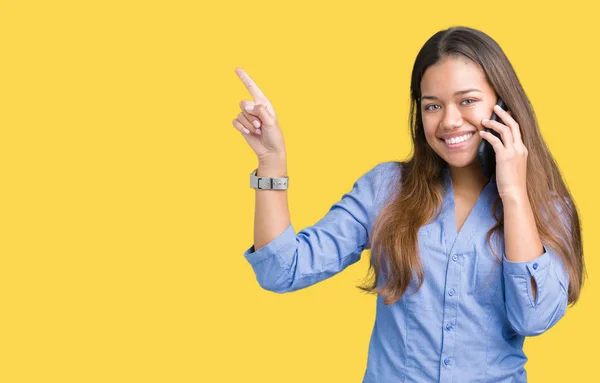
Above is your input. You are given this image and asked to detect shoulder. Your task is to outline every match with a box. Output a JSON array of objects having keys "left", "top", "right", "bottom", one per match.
[
  {"left": 369, "top": 161, "right": 404, "bottom": 205},
  {"left": 351, "top": 161, "right": 403, "bottom": 200},
  {"left": 373, "top": 161, "right": 403, "bottom": 181}
]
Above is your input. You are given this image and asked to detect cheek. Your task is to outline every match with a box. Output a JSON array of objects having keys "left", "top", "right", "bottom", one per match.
[
  {"left": 421, "top": 113, "right": 444, "bottom": 135},
  {"left": 466, "top": 105, "right": 491, "bottom": 125},
  {"left": 421, "top": 118, "right": 440, "bottom": 137},
  {"left": 422, "top": 127, "right": 439, "bottom": 146},
  {"left": 421, "top": 117, "right": 435, "bottom": 135}
]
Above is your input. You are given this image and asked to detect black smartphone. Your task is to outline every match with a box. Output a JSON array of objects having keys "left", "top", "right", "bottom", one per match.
[{"left": 477, "top": 98, "right": 509, "bottom": 180}]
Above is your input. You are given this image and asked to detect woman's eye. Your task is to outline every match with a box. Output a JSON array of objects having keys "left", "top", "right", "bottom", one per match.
[{"left": 424, "top": 99, "right": 476, "bottom": 111}]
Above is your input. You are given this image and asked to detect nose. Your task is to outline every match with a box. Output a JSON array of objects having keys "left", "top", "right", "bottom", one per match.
[{"left": 440, "top": 104, "right": 463, "bottom": 130}]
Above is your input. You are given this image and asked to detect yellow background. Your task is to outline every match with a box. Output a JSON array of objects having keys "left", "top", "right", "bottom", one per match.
[{"left": 1, "top": 0, "right": 598, "bottom": 381}]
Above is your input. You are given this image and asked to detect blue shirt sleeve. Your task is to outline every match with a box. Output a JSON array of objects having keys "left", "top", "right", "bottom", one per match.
[
  {"left": 503, "top": 198, "right": 572, "bottom": 336},
  {"left": 243, "top": 163, "right": 384, "bottom": 293}
]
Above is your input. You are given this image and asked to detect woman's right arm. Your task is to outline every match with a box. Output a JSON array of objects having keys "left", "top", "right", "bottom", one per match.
[
  {"left": 232, "top": 67, "right": 387, "bottom": 293},
  {"left": 232, "top": 66, "right": 293, "bottom": 258},
  {"left": 253, "top": 154, "right": 290, "bottom": 252},
  {"left": 243, "top": 163, "right": 384, "bottom": 293}
]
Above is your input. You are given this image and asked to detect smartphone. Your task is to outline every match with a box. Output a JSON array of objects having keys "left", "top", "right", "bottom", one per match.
[{"left": 477, "top": 98, "right": 509, "bottom": 180}]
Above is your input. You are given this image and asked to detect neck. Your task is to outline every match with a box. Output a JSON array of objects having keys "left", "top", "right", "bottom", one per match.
[{"left": 448, "top": 161, "right": 489, "bottom": 195}]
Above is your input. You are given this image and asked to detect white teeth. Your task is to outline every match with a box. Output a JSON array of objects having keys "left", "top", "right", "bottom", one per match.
[{"left": 444, "top": 133, "right": 473, "bottom": 145}]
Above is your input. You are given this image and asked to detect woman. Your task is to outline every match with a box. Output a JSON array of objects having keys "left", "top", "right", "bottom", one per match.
[{"left": 233, "top": 26, "right": 585, "bottom": 382}]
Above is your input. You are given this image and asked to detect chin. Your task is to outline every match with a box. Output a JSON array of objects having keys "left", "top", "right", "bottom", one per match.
[
  {"left": 435, "top": 148, "right": 478, "bottom": 169},
  {"left": 428, "top": 136, "right": 481, "bottom": 169},
  {"left": 446, "top": 157, "right": 478, "bottom": 168}
]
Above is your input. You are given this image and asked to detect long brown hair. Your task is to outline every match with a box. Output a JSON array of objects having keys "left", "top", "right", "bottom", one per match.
[{"left": 358, "top": 26, "right": 585, "bottom": 306}]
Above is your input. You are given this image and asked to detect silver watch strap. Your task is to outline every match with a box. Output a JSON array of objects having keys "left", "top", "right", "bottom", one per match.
[{"left": 250, "top": 168, "right": 289, "bottom": 190}]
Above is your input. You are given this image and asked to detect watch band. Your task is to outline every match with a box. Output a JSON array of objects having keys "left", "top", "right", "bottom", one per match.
[{"left": 250, "top": 168, "right": 289, "bottom": 190}]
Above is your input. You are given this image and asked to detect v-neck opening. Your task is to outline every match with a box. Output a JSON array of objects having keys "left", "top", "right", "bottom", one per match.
[
  {"left": 450, "top": 183, "right": 486, "bottom": 238},
  {"left": 441, "top": 165, "right": 497, "bottom": 255}
]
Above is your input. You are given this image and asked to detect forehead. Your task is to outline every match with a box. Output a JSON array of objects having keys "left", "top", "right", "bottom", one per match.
[{"left": 420, "top": 56, "right": 492, "bottom": 95}]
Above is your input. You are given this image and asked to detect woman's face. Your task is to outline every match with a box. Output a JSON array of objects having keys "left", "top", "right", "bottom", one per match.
[{"left": 420, "top": 55, "right": 498, "bottom": 169}]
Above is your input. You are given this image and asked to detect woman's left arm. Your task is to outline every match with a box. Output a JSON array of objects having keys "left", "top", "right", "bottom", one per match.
[
  {"left": 480, "top": 105, "right": 570, "bottom": 337},
  {"left": 502, "top": 195, "right": 569, "bottom": 336}
]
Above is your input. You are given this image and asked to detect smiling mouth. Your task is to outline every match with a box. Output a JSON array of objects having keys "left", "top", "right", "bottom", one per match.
[{"left": 438, "top": 132, "right": 476, "bottom": 148}]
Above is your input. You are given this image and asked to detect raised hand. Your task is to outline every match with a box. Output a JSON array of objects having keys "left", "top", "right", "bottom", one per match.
[{"left": 233, "top": 68, "right": 286, "bottom": 162}]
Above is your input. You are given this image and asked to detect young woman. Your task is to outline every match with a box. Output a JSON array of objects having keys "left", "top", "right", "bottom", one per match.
[{"left": 233, "top": 26, "right": 585, "bottom": 383}]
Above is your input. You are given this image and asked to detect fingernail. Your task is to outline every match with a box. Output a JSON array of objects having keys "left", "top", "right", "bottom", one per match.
[
  {"left": 482, "top": 119, "right": 489, "bottom": 123},
  {"left": 245, "top": 105, "right": 254, "bottom": 111},
  {"left": 255, "top": 129, "right": 262, "bottom": 135},
  {"left": 253, "top": 120, "right": 260, "bottom": 128},
  {"left": 242, "top": 128, "right": 250, "bottom": 134}
]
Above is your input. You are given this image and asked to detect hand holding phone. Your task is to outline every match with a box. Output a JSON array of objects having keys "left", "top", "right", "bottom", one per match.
[{"left": 477, "top": 98, "right": 509, "bottom": 180}]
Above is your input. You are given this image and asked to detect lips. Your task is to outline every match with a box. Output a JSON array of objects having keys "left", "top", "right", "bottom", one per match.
[
  {"left": 440, "top": 131, "right": 476, "bottom": 149},
  {"left": 438, "top": 131, "right": 476, "bottom": 141}
]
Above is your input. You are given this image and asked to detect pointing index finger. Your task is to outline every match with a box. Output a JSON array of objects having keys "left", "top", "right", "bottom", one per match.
[{"left": 235, "top": 67, "right": 267, "bottom": 102}]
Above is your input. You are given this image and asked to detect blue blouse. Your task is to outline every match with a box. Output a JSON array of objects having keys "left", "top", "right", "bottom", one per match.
[{"left": 243, "top": 161, "right": 570, "bottom": 382}]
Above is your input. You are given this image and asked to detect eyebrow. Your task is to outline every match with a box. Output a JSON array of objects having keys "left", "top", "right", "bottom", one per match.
[{"left": 421, "top": 88, "right": 482, "bottom": 101}]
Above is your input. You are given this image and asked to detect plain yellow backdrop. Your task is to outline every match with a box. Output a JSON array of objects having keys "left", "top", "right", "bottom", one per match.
[{"left": 1, "top": 0, "right": 598, "bottom": 382}]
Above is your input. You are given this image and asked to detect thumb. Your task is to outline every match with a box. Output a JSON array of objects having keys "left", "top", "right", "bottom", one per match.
[{"left": 254, "top": 104, "right": 277, "bottom": 129}]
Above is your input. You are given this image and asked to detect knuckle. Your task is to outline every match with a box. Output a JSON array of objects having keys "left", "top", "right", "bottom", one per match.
[{"left": 240, "top": 100, "right": 254, "bottom": 110}]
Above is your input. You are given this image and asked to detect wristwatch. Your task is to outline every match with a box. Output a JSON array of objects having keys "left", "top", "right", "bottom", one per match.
[{"left": 250, "top": 168, "right": 289, "bottom": 190}]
